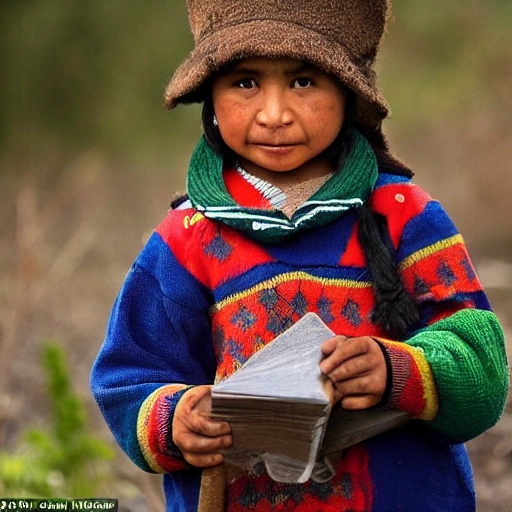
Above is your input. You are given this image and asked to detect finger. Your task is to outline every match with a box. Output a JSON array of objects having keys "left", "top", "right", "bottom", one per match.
[
  {"left": 174, "top": 430, "right": 233, "bottom": 454},
  {"left": 185, "top": 415, "right": 232, "bottom": 438},
  {"left": 183, "top": 451, "right": 225, "bottom": 468},
  {"left": 180, "top": 385, "right": 212, "bottom": 413},
  {"left": 320, "top": 338, "right": 368, "bottom": 375},
  {"left": 341, "top": 394, "right": 381, "bottom": 410},
  {"left": 327, "top": 355, "right": 373, "bottom": 383},
  {"left": 335, "top": 373, "right": 387, "bottom": 399},
  {"left": 177, "top": 386, "right": 232, "bottom": 437},
  {"left": 320, "top": 335, "right": 348, "bottom": 356},
  {"left": 336, "top": 374, "right": 373, "bottom": 395}
]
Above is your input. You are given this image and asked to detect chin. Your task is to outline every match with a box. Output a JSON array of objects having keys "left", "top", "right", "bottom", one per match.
[
  {"left": 265, "top": 165, "right": 298, "bottom": 173},
  {"left": 257, "top": 156, "right": 307, "bottom": 173}
]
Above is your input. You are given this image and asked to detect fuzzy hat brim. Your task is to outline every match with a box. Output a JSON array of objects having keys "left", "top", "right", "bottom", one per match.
[{"left": 164, "top": 19, "right": 389, "bottom": 130}]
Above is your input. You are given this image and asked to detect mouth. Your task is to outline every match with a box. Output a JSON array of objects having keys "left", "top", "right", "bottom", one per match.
[
  {"left": 252, "top": 141, "right": 296, "bottom": 147},
  {"left": 251, "top": 142, "right": 299, "bottom": 152}
]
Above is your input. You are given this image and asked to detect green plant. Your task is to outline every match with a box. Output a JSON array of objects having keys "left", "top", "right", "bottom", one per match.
[{"left": 0, "top": 341, "right": 114, "bottom": 497}]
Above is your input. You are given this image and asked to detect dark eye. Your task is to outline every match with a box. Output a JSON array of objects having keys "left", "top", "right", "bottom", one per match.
[
  {"left": 293, "top": 77, "right": 312, "bottom": 89},
  {"left": 238, "top": 78, "right": 257, "bottom": 89}
]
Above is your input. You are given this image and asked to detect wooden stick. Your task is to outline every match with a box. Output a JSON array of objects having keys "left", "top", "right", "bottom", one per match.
[{"left": 197, "top": 464, "right": 227, "bottom": 512}]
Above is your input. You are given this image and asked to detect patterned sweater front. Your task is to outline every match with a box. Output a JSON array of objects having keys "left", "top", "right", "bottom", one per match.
[{"left": 91, "top": 138, "right": 508, "bottom": 512}]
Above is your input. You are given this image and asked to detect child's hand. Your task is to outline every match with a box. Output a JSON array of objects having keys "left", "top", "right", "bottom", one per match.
[
  {"left": 172, "top": 385, "right": 232, "bottom": 468},
  {"left": 320, "top": 336, "right": 387, "bottom": 409}
]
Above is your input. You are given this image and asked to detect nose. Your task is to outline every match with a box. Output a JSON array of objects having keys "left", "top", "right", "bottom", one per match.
[{"left": 255, "top": 87, "right": 293, "bottom": 129}]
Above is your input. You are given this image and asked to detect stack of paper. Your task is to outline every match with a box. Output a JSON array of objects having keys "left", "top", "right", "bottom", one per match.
[
  {"left": 212, "top": 313, "right": 333, "bottom": 483},
  {"left": 211, "top": 313, "right": 409, "bottom": 483}
]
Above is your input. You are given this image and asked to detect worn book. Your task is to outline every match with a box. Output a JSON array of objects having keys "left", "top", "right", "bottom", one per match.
[{"left": 211, "top": 313, "right": 409, "bottom": 483}]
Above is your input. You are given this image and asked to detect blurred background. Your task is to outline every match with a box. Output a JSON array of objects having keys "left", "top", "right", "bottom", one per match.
[{"left": 0, "top": 0, "right": 511, "bottom": 510}]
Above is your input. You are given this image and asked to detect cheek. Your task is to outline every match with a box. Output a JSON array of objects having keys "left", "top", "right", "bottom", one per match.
[
  {"left": 309, "top": 100, "right": 345, "bottom": 139},
  {"left": 216, "top": 102, "right": 249, "bottom": 145},
  {"left": 218, "top": 124, "right": 242, "bottom": 151},
  {"left": 309, "top": 91, "right": 344, "bottom": 118},
  {"left": 324, "top": 97, "right": 345, "bottom": 124}
]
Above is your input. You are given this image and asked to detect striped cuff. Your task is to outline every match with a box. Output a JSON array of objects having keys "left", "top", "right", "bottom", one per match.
[
  {"left": 137, "top": 384, "right": 194, "bottom": 473},
  {"left": 375, "top": 338, "right": 439, "bottom": 420}
]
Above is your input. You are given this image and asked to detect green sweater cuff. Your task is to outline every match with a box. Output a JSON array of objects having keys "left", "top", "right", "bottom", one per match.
[{"left": 407, "top": 308, "right": 509, "bottom": 442}]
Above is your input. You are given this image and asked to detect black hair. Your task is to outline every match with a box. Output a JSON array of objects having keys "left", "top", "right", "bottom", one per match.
[
  {"left": 202, "top": 91, "right": 235, "bottom": 160},
  {"left": 356, "top": 200, "right": 420, "bottom": 339},
  {"left": 199, "top": 91, "right": 419, "bottom": 340}
]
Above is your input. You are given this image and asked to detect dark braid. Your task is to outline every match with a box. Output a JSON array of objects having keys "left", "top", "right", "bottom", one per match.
[
  {"left": 357, "top": 203, "right": 420, "bottom": 339},
  {"left": 354, "top": 125, "right": 420, "bottom": 339}
]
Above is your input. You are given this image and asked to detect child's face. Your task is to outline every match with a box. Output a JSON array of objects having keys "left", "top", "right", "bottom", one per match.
[{"left": 211, "top": 58, "right": 347, "bottom": 177}]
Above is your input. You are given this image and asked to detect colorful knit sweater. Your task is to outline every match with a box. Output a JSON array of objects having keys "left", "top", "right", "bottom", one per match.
[{"left": 91, "top": 133, "right": 508, "bottom": 512}]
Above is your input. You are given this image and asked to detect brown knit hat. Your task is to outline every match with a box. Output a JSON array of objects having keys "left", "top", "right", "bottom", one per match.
[{"left": 165, "top": 0, "right": 391, "bottom": 131}]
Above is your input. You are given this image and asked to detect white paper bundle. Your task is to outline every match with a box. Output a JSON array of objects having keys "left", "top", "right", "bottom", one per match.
[{"left": 211, "top": 313, "right": 334, "bottom": 483}]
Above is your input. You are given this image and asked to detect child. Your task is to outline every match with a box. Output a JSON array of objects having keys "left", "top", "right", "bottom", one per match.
[{"left": 91, "top": 1, "right": 509, "bottom": 511}]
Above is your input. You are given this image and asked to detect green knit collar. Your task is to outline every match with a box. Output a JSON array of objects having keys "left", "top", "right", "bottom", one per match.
[{"left": 186, "top": 129, "right": 378, "bottom": 243}]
